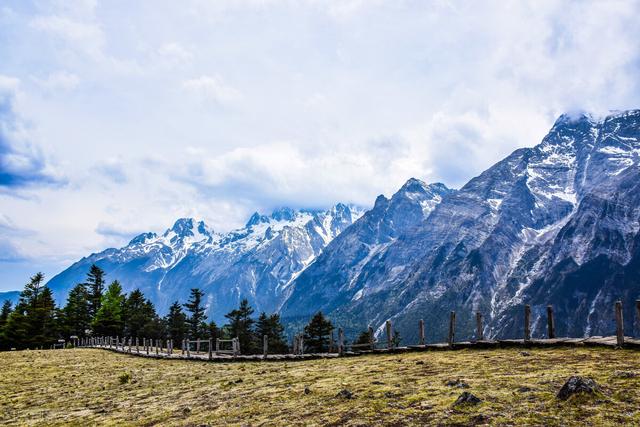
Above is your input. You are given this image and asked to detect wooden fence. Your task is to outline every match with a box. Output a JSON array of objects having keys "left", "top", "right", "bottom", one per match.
[{"left": 67, "top": 300, "right": 640, "bottom": 359}]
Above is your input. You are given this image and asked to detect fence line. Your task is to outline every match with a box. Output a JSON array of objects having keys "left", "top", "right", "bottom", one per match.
[{"left": 59, "top": 300, "right": 640, "bottom": 360}]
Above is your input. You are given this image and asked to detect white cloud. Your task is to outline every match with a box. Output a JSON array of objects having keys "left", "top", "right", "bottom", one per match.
[
  {"left": 1, "top": 0, "right": 640, "bottom": 289},
  {"left": 182, "top": 75, "right": 242, "bottom": 105},
  {"left": 32, "top": 71, "right": 80, "bottom": 91}
]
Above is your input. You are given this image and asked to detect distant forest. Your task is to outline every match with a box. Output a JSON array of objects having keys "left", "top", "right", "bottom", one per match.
[{"left": 0, "top": 265, "right": 356, "bottom": 354}]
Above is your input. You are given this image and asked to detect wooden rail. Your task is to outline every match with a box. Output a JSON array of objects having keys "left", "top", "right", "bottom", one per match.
[{"left": 67, "top": 300, "right": 640, "bottom": 362}]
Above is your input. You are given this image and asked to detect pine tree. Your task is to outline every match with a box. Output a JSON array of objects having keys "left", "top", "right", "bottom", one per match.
[
  {"left": 165, "top": 301, "right": 187, "bottom": 347},
  {"left": 224, "top": 298, "right": 256, "bottom": 354},
  {"left": 84, "top": 264, "right": 105, "bottom": 318},
  {"left": 0, "top": 300, "right": 12, "bottom": 329},
  {"left": 303, "top": 312, "right": 334, "bottom": 353},
  {"left": 123, "top": 289, "right": 157, "bottom": 338},
  {"left": 92, "top": 280, "right": 125, "bottom": 337},
  {"left": 354, "top": 328, "right": 373, "bottom": 346},
  {"left": 0, "top": 300, "right": 13, "bottom": 350},
  {"left": 62, "top": 284, "right": 92, "bottom": 338},
  {"left": 3, "top": 273, "right": 59, "bottom": 349},
  {"left": 184, "top": 288, "right": 207, "bottom": 339},
  {"left": 207, "top": 321, "right": 219, "bottom": 340},
  {"left": 255, "top": 312, "right": 288, "bottom": 354}
]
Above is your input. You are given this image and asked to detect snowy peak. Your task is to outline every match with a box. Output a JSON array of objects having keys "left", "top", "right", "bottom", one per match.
[{"left": 165, "top": 218, "right": 213, "bottom": 239}]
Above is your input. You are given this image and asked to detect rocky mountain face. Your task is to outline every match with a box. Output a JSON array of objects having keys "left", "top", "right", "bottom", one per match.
[
  {"left": 46, "top": 205, "right": 364, "bottom": 323},
  {"left": 281, "top": 110, "right": 640, "bottom": 341}
]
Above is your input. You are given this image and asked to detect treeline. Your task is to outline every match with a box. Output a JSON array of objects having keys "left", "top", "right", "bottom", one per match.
[
  {"left": 0, "top": 265, "right": 289, "bottom": 353},
  {"left": 0, "top": 265, "right": 360, "bottom": 354}
]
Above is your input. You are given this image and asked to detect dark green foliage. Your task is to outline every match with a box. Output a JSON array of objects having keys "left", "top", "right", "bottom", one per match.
[
  {"left": 255, "top": 312, "right": 288, "bottom": 354},
  {"left": 62, "top": 284, "right": 92, "bottom": 338},
  {"left": 0, "top": 300, "right": 12, "bottom": 330},
  {"left": 224, "top": 298, "right": 256, "bottom": 354},
  {"left": 3, "top": 273, "right": 59, "bottom": 349},
  {"left": 123, "top": 289, "right": 159, "bottom": 338},
  {"left": 353, "top": 329, "right": 373, "bottom": 346},
  {"left": 303, "top": 312, "right": 334, "bottom": 353},
  {"left": 165, "top": 301, "right": 187, "bottom": 347},
  {"left": 184, "top": 288, "right": 207, "bottom": 339},
  {"left": 84, "top": 264, "right": 105, "bottom": 318},
  {"left": 92, "top": 280, "right": 125, "bottom": 337},
  {"left": 207, "top": 321, "right": 219, "bottom": 340}
]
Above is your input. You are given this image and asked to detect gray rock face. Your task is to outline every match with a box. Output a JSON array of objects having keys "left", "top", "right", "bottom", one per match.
[
  {"left": 282, "top": 110, "right": 640, "bottom": 341},
  {"left": 46, "top": 205, "right": 364, "bottom": 322}
]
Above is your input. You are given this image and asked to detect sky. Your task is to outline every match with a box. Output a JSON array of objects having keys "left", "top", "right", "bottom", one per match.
[{"left": 1, "top": 0, "right": 640, "bottom": 291}]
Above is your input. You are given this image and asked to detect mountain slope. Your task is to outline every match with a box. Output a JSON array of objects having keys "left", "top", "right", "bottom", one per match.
[
  {"left": 47, "top": 205, "right": 363, "bottom": 322},
  {"left": 282, "top": 110, "right": 640, "bottom": 341}
]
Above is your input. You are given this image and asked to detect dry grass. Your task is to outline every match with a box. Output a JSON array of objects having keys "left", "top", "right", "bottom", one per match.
[{"left": 1, "top": 347, "right": 639, "bottom": 426}]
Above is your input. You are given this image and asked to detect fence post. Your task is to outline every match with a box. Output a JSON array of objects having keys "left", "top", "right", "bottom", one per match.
[
  {"left": 216, "top": 338, "right": 220, "bottom": 355},
  {"left": 329, "top": 332, "right": 335, "bottom": 353},
  {"left": 386, "top": 320, "right": 393, "bottom": 350},
  {"left": 263, "top": 335, "right": 268, "bottom": 358},
  {"left": 196, "top": 339, "right": 200, "bottom": 354},
  {"left": 207, "top": 338, "right": 212, "bottom": 360},
  {"left": 419, "top": 319, "right": 425, "bottom": 346},
  {"left": 616, "top": 301, "right": 624, "bottom": 347},
  {"left": 186, "top": 339, "right": 191, "bottom": 358},
  {"left": 146, "top": 338, "right": 150, "bottom": 355},
  {"left": 368, "top": 326, "right": 375, "bottom": 350},
  {"left": 234, "top": 337, "right": 240, "bottom": 357},
  {"left": 448, "top": 311, "right": 456, "bottom": 347},
  {"left": 135, "top": 337, "right": 139, "bottom": 353},
  {"left": 524, "top": 304, "right": 531, "bottom": 342},
  {"left": 547, "top": 305, "right": 555, "bottom": 339},
  {"left": 338, "top": 328, "right": 344, "bottom": 355},
  {"left": 299, "top": 335, "right": 304, "bottom": 355},
  {"left": 476, "top": 312, "right": 483, "bottom": 341}
]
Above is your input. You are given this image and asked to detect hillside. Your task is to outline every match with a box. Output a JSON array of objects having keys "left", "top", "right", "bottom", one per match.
[{"left": 1, "top": 347, "right": 639, "bottom": 425}]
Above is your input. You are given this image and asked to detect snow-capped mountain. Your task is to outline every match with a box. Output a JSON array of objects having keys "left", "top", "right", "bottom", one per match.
[
  {"left": 46, "top": 205, "right": 364, "bottom": 322},
  {"left": 281, "top": 110, "right": 640, "bottom": 341}
]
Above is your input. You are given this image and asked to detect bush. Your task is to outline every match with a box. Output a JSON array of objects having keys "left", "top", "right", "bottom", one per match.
[{"left": 118, "top": 372, "right": 132, "bottom": 384}]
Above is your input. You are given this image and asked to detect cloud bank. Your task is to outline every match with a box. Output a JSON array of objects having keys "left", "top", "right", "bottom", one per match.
[{"left": 0, "top": 0, "right": 639, "bottom": 290}]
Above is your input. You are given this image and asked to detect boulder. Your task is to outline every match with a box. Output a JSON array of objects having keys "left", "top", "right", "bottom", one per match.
[
  {"left": 556, "top": 376, "right": 600, "bottom": 400},
  {"left": 453, "top": 392, "right": 482, "bottom": 407}
]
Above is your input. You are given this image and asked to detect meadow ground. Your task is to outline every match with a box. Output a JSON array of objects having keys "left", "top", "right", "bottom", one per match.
[{"left": 1, "top": 347, "right": 639, "bottom": 426}]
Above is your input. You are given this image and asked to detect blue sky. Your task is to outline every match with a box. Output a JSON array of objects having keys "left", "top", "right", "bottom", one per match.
[{"left": 1, "top": 0, "right": 640, "bottom": 291}]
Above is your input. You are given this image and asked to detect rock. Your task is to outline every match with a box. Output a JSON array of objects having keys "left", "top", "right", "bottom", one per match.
[
  {"left": 371, "top": 381, "right": 384, "bottom": 385},
  {"left": 453, "top": 392, "right": 482, "bottom": 407},
  {"left": 304, "top": 386, "right": 311, "bottom": 395},
  {"left": 445, "top": 379, "right": 470, "bottom": 389},
  {"left": 520, "top": 351, "right": 531, "bottom": 356},
  {"left": 383, "top": 391, "right": 397, "bottom": 398},
  {"left": 613, "top": 371, "right": 638, "bottom": 378},
  {"left": 337, "top": 389, "right": 353, "bottom": 399},
  {"left": 556, "top": 376, "right": 600, "bottom": 400},
  {"left": 415, "top": 361, "right": 425, "bottom": 365},
  {"left": 517, "top": 386, "right": 532, "bottom": 393},
  {"left": 234, "top": 378, "right": 243, "bottom": 384}
]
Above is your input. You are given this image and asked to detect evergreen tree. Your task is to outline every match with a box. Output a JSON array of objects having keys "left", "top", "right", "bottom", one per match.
[
  {"left": 255, "top": 312, "right": 288, "bottom": 354},
  {"left": 353, "top": 328, "right": 373, "bottom": 346},
  {"left": 62, "top": 284, "right": 92, "bottom": 338},
  {"left": 92, "top": 280, "right": 125, "bottom": 337},
  {"left": 3, "top": 273, "right": 58, "bottom": 349},
  {"left": 207, "top": 321, "right": 219, "bottom": 340},
  {"left": 0, "top": 300, "right": 13, "bottom": 350},
  {"left": 165, "top": 301, "right": 187, "bottom": 347},
  {"left": 184, "top": 288, "right": 207, "bottom": 339},
  {"left": 0, "top": 300, "right": 12, "bottom": 330},
  {"left": 84, "top": 264, "right": 105, "bottom": 318},
  {"left": 303, "top": 312, "right": 334, "bottom": 353},
  {"left": 123, "top": 289, "right": 157, "bottom": 338},
  {"left": 224, "top": 298, "right": 256, "bottom": 354}
]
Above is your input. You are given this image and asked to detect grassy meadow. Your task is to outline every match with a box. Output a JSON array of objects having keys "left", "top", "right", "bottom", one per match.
[{"left": 1, "top": 347, "right": 639, "bottom": 426}]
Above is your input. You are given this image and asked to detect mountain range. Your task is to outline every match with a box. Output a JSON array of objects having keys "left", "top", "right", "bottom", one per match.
[{"left": 8, "top": 109, "right": 639, "bottom": 341}]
